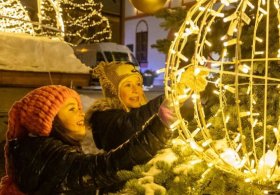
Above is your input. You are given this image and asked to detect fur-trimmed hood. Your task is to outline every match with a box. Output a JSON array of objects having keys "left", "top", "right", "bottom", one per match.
[{"left": 85, "top": 97, "right": 124, "bottom": 127}]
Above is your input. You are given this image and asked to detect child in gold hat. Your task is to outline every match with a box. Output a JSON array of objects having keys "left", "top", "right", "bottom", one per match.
[{"left": 86, "top": 61, "right": 165, "bottom": 152}]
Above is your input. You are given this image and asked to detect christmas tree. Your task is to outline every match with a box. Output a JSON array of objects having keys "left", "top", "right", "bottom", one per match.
[
  {"left": 114, "top": 0, "right": 280, "bottom": 194},
  {"left": 0, "top": 0, "right": 111, "bottom": 45},
  {"left": 0, "top": 0, "right": 34, "bottom": 34}
]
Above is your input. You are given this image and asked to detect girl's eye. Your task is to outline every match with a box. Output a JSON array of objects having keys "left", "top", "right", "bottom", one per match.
[
  {"left": 137, "top": 82, "right": 142, "bottom": 86},
  {"left": 69, "top": 107, "right": 76, "bottom": 111},
  {"left": 125, "top": 83, "right": 131, "bottom": 87}
]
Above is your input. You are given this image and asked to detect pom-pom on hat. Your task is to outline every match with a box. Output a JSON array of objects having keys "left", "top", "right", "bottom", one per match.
[{"left": 6, "top": 85, "right": 82, "bottom": 140}]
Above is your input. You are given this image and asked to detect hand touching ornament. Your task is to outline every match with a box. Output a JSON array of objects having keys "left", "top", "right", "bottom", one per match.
[{"left": 158, "top": 99, "right": 177, "bottom": 129}]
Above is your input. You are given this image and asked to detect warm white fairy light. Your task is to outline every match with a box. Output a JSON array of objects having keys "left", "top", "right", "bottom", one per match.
[
  {"left": 191, "top": 93, "right": 200, "bottom": 103},
  {"left": 177, "top": 52, "right": 189, "bottom": 62},
  {"left": 221, "top": 0, "right": 230, "bottom": 6},
  {"left": 191, "top": 128, "right": 201, "bottom": 137},
  {"left": 235, "top": 143, "right": 242, "bottom": 152},
  {"left": 255, "top": 136, "right": 264, "bottom": 143},
  {"left": 223, "top": 38, "right": 238, "bottom": 46},
  {"left": 255, "top": 36, "right": 263, "bottom": 43},
  {"left": 223, "top": 48, "right": 228, "bottom": 56},
  {"left": 245, "top": 178, "right": 252, "bottom": 183},
  {"left": 238, "top": 64, "right": 251, "bottom": 73},
  {"left": 205, "top": 40, "right": 212, "bottom": 47},
  {"left": 202, "top": 139, "right": 213, "bottom": 147},
  {"left": 240, "top": 111, "right": 259, "bottom": 118},
  {"left": 252, "top": 119, "right": 258, "bottom": 127},
  {"left": 156, "top": 68, "right": 166, "bottom": 74},
  {"left": 223, "top": 85, "right": 236, "bottom": 93},
  {"left": 234, "top": 133, "right": 241, "bottom": 142},
  {"left": 273, "top": 128, "right": 279, "bottom": 141},
  {"left": 259, "top": 7, "right": 267, "bottom": 15},
  {"left": 213, "top": 90, "right": 219, "bottom": 95},
  {"left": 189, "top": 139, "right": 204, "bottom": 152},
  {"left": 255, "top": 51, "right": 265, "bottom": 55}
]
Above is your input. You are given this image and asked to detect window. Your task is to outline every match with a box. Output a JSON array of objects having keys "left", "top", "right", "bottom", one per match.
[
  {"left": 136, "top": 20, "right": 148, "bottom": 68},
  {"left": 104, "top": 51, "right": 113, "bottom": 62},
  {"left": 113, "top": 52, "right": 129, "bottom": 61},
  {"left": 96, "top": 52, "right": 106, "bottom": 64}
]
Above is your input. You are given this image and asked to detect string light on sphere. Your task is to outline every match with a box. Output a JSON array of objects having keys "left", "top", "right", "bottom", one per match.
[{"left": 165, "top": 0, "right": 280, "bottom": 190}]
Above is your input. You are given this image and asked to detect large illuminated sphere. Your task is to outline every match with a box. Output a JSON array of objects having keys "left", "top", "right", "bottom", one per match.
[
  {"left": 165, "top": 0, "right": 280, "bottom": 188},
  {"left": 129, "top": 0, "right": 168, "bottom": 14}
]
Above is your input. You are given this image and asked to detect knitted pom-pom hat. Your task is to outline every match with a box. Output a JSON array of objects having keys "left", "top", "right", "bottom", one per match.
[
  {"left": 92, "top": 61, "right": 147, "bottom": 110},
  {"left": 0, "top": 85, "right": 82, "bottom": 195},
  {"left": 6, "top": 85, "right": 82, "bottom": 139}
]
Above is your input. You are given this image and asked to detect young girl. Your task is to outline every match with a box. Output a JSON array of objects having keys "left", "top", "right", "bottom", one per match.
[
  {"left": 0, "top": 85, "right": 175, "bottom": 194},
  {"left": 86, "top": 61, "right": 165, "bottom": 152}
]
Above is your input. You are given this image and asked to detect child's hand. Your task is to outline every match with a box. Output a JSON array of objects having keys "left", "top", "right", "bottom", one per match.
[{"left": 158, "top": 99, "right": 177, "bottom": 129}]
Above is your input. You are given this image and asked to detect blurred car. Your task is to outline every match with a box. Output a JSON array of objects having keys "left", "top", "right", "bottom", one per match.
[{"left": 73, "top": 42, "right": 140, "bottom": 85}]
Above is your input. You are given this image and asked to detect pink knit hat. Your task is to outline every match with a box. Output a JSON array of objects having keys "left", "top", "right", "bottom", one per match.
[{"left": 0, "top": 85, "right": 82, "bottom": 195}]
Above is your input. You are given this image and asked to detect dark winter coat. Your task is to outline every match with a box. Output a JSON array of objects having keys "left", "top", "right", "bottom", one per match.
[
  {"left": 8, "top": 115, "right": 171, "bottom": 195},
  {"left": 86, "top": 95, "right": 164, "bottom": 151}
]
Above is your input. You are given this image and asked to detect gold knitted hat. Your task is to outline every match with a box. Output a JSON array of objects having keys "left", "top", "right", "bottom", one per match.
[
  {"left": 92, "top": 61, "right": 147, "bottom": 111},
  {"left": 93, "top": 61, "right": 143, "bottom": 98}
]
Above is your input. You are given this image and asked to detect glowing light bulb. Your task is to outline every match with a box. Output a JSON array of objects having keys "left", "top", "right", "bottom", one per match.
[
  {"left": 205, "top": 40, "right": 212, "bottom": 47},
  {"left": 194, "top": 67, "right": 201, "bottom": 76},
  {"left": 213, "top": 90, "right": 219, "bottom": 95},
  {"left": 220, "top": 148, "right": 244, "bottom": 168},
  {"left": 202, "top": 139, "right": 212, "bottom": 147},
  {"left": 225, "top": 115, "right": 230, "bottom": 123},
  {"left": 240, "top": 111, "right": 251, "bottom": 117},
  {"left": 234, "top": 133, "right": 240, "bottom": 142},
  {"left": 238, "top": 64, "right": 250, "bottom": 73},
  {"left": 244, "top": 178, "right": 251, "bottom": 182},
  {"left": 255, "top": 136, "right": 264, "bottom": 143},
  {"left": 156, "top": 68, "right": 165, "bottom": 74},
  {"left": 256, "top": 37, "right": 263, "bottom": 43},
  {"left": 259, "top": 7, "right": 267, "bottom": 15},
  {"left": 221, "top": 0, "right": 230, "bottom": 6},
  {"left": 224, "top": 85, "right": 236, "bottom": 93},
  {"left": 189, "top": 140, "right": 204, "bottom": 152},
  {"left": 191, "top": 93, "right": 200, "bottom": 103}
]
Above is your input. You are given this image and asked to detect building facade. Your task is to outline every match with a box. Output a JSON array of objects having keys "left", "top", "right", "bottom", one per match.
[{"left": 124, "top": 0, "right": 195, "bottom": 85}]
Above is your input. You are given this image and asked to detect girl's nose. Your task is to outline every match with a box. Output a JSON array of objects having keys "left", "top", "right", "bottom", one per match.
[
  {"left": 131, "top": 84, "right": 137, "bottom": 92},
  {"left": 80, "top": 111, "right": 85, "bottom": 117}
]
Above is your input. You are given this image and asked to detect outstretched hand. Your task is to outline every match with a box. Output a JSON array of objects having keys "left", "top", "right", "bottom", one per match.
[{"left": 158, "top": 99, "right": 178, "bottom": 129}]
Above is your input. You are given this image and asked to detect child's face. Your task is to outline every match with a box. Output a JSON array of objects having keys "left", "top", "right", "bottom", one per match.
[
  {"left": 119, "top": 75, "right": 144, "bottom": 109},
  {"left": 57, "top": 97, "right": 85, "bottom": 140}
]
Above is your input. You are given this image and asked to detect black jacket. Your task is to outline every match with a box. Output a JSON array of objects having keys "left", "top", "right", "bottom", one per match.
[
  {"left": 8, "top": 115, "right": 171, "bottom": 194},
  {"left": 87, "top": 95, "right": 164, "bottom": 151}
]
